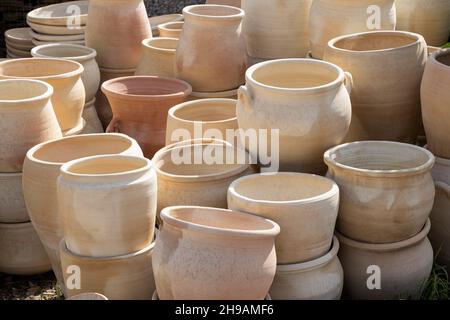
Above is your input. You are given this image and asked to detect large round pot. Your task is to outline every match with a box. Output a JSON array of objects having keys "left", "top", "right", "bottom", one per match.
[
  {"left": 157, "top": 21, "right": 184, "bottom": 39},
  {"left": 432, "top": 155, "right": 450, "bottom": 185},
  {"left": 81, "top": 98, "right": 104, "bottom": 134},
  {"left": 309, "top": 0, "right": 396, "bottom": 59},
  {"left": 237, "top": 58, "right": 352, "bottom": 173},
  {"left": 60, "top": 240, "right": 155, "bottom": 300},
  {"left": 269, "top": 236, "right": 343, "bottom": 300},
  {"left": 135, "top": 37, "right": 178, "bottom": 78},
  {"left": 175, "top": 5, "right": 247, "bottom": 92},
  {"left": 153, "top": 206, "right": 280, "bottom": 300},
  {"left": 0, "top": 173, "right": 29, "bottom": 223},
  {"left": 0, "top": 79, "right": 62, "bottom": 172},
  {"left": 58, "top": 155, "right": 156, "bottom": 257},
  {"left": 242, "top": 0, "right": 312, "bottom": 59},
  {"left": 102, "top": 76, "right": 192, "bottom": 157},
  {"left": 228, "top": 173, "right": 339, "bottom": 264},
  {"left": 324, "top": 31, "right": 427, "bottom": 143},
  {"left": 325, "top": 141, "right": 435, "bottom": 243},
  {"left": 85, "top": 0, "right": 152, "bottom": 69},
  {"left": 0, "top": 222, "right": 51, "bottom": 275},
  {"left": 0, "top": 58, "right": 85, "bottom": 132},
  {"left": 337, "top": 219, "right": 433, "bottom": 300}
]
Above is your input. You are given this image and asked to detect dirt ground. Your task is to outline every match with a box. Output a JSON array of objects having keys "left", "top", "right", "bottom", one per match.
[{"left": 0, "top": 272, "right": 62, "bottom": 300}]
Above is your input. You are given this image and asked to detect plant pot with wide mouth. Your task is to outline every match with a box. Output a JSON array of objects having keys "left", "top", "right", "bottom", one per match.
[
  {"left": 153, "top": 206, "right": 280, "bottom": 300},
  {"left": 135, "top": 37, "right": 178, "bottom": 77},
  {"left": 157, "top": 21, "right": 184, "bottom": 38},
  {"left": 81, "top": 98, "right": 103, "bottom": 134},
  {"left": 0, "top": 173, "right": 29, "bottom": 223}
]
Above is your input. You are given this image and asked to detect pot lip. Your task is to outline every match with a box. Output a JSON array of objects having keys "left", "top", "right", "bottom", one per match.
[
  {"left": 228, "top": 172, "right": 339, "bottom": 206},
  {"left": 430, "top": 48, "right": 450, "bottom": 70},
  {"left": 276, "top": 236, "right": 339, "bottom": 272},
  {"left": 424, "top": 145, "right": 450, "bottom": 167},
  {"left": 0, "top": 221, "right": 33, "bottom": 230},
  {"left": 142, "top": 37, "right": 178, "bottom": 53},
  {"left": 0, "top": 79, "right": 53, "bottom": 105},
  {"left": 31, "top": 43, "right": 97, "bottom": 62},
  {"left": 100, "top": 66, "right": 137, "bottom": 74},
  {"left": 183, "top": 4, "right": 244, "bottom": 21},
  {"left": 168, "top": 98, "right": 237, "bottom": 124},
  {"left": 160, "top": 205, "right": 281, "bottom": 238},
  {"left": 336, "top": 219, "right": 431, "bottom": 252},
  {"left": 324, "top": 141, "right": 435, "bottom": 177},
  {"left": 157, "top": 21, "right": 184, "bottom": 32},
  {"left": 191, "top": 88, "right": 238, "bottom": 98},
  {"left": 0, "top": 171, "right": 22, "bottom": 178}
]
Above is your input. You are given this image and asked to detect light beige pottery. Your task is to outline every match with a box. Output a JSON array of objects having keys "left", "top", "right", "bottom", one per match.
[
  {"left": 165, "top": 98, "right": 238, "bottom": 145},
  {"left": 237, "top": 58, "right": 352, "bottom": 174},
  {"left": 27, "top": 20, "right": 86, "bottom": 36},
  {"left": 29, "top": 30, "right": 85, "bottom": 42},
  {"left": 5, "top": 27, "right": 33, "bottom": 46},
  {"left": 6, "top": 46, "right": 31, "bottom": 58},
  {"left": 189, "top": 88, "right": 238, "bottom": 100},
  {"left": 135, "top": 37, "right": 178, "bottom": 77},
  {"left": 228, "top": 173, "right": 339, "bottom": 264},
  {"left": 27, "top": 1, "right": 88, "bottom": 26},
  {"left": 0, "top": 173, "right": 29, "bottom": 223},
  {"left": 0, "top": 79, "right": 62, "bottom": 173},
  {"left": 325, "top": 141, "right": 435, "bottom": 243},
  {"left": 269, "top": 236, "right": 343, "bottom": 300},
  {"left": 157, "top": 21, "right": 184, "bottom": 38},
  {"left": 153, "top": 206, "right": 280, "bottom": 300},
  {"left": 81, "top": 98, "right": 104, "bottom": 134},
  {"left": 0, "top": 58, "right": 85, "bottom": 132},
  {"left": 149, "top": 14, "right": 184, "bottom": 36},
  {"left": 60, "top": 240, "right": 156, "bottom": 300},
  {"left": 0, "top": 222, "right": 52, "bottom": 275},
  {"left": 206, "top": 0, "right": 241, "bottom": 7},
  {"left": 62, "top": 118, "right": 86, "bottom": 137},
  {"left": 396, "top": 0, "right": 450, "bottom": 46},
  {"left": 309, "top": 0, "right": 396, "bottom": 59},
  {"left": 429, "top": 182, "right": 450, "bottom": 270},
  {"left": 58, "top": 155, "right": 156, "bottom": 257},
  {"left": 67, "top": 293, "right": 108, "bottom": 300},
  {"left": 324, "top": 31, "right": 427, "bottom": 143},
  {"left": 432, "top": 154, "right": 450, "bottom": 185},
  {"left": 337, "top": 219, "right": 433, "bottom": 300},
  {"left": 175, "top": 5, "right": 247, "bottom": 92},
  {"left": 242, "top": 0, "right": 312, "bottom": 59},
  {"left": 31, "top": 39, "right": 86, "bottom": 47}
]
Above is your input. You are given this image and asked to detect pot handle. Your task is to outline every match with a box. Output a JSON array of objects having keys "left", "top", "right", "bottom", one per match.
[
  {"left": 106, "top": 118, "right": 121, "bottom": 133},
  {"left": 238, "top": 85, "right": 253, "bottom": 113},
  {"left": 344, "top": 71, "right": 353, "bottom": 95}
]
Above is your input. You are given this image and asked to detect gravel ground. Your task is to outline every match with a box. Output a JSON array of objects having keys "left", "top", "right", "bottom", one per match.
[{"left": 0, "top": 272, "right": 62, "bottom": 300}]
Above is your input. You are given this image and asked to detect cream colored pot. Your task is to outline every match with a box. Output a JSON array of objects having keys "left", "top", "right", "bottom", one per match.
[
  {"left": 324, "top": 31, "right": 427, "bottom": 142},
  {"left": 0, "top": 173, "right": 29, "bottom": 223},
  {"left": 135, "top": 38, "right": 178, "bottom": 77},
  {"left": 157, "top": 21, "right": 184, "bottom": 38},
  {"left": 153, "top": 206, "right": 280, "bottom": 300},
  {"left": 237, "top": 58, "right": 352, "bottom": 173},
  {"left": 432, "top": 155, "right": 450, "bottom": 185},
  {"left": 81, "top": 98, "right": 104, "bottom": 134},
  {"left": 429, "top": 182, "right": 450, "bottom": 270}
]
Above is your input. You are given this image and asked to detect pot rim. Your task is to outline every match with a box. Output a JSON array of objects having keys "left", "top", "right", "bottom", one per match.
[
  {"left": 142, "top": 37, "right": 178, "bottom": 53},
  {"left": 157, "top": 21, "right": 184, "bottom": 32},
  {"left": 160, "top": 205, "right": 280, "bottom": 238},
  {"left": 183, "top": 4, "right": 244, "bottom": 22},
  {"left": 0, "top": 79, "right": 53, "bottom": 105},
  {"left": 324, "top": 141, "right": 435, "bottom": 177},
  {"left": 424, "top": 145, "right": 450, "bottom": 167},
  {"left": 0, "top": 221, "right": 33, "bottom": 230},
  {"left": 0, "top": 171, "right": 22, "bottom": 179},
  {"left": 31, "top": 43, "right": 97, "bottom": 63},
  {"left": 100, "top": 67, "right": 136, "bottom": 74},
  {"left": 191, "top": 88, "right": 238, "bottom": 98},
  {"left": 27, "top": 0, "right": 88, "bottom": 24},
  {"left": 168, "top": 98, "right": 237, "bottom": 125},
  {"left": 430, "top": 48, "right": 450, "bottom": 70},
  {"left": 153, "top": 138, "right": 231, "bottom": 159}
]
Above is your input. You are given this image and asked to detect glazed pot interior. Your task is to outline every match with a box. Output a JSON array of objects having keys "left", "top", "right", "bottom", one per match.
[
  {"left": 0, "top": 58, "right": 82, "bottom": 78},
  {"left": 33, "top": 44, "right": 94, "bottom": 60},
  {"left": 333, "top": 33, "right": 418, "bottom": 52},
  {"left": 144, "top": 38, "right": 178, "bottom": 51},
  {"left": 159, "top": 21, "right": 184, "bottom": 30},
  {"left": 0, "top": 80, "right": 49, "bottom": 101},
  {"left": 103, "top": 77, "right": 191, "bottom": 97},
  {"left": 185, "top": 5, "right": 242, "bottom": 17},
  {"left": 65, "top": 156, "right": 148, "bottom": 175},
  {"left": 436, "top": 51, "right": 450, "bottom": 67},
  {"left": 173, "top": 99, "right": 236, "bottom": 122}
]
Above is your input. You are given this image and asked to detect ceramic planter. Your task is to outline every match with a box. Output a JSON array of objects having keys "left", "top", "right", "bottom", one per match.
[
  {"left": 0, "top": 173, "right": 29, "bottom": 223},
  {"left": 237, "top": 58, "right": 352, "bottom": 173},
  {"left": 432, "top": 155, "right": 450, "bottom": 185},
  {"left": 135, "top": 37, "right": 178, "bottom": 78},
  {"left": 60, "top": 240, "right": 156, "bottom": 300},
  {"left": 242, "top": 0, "right": 312, "bottom": 59},
  {"left": 429, "top": 182, "right": 450, "bottom": 270},
  {"left": 325, "top": 141, "right": 435, "bottom": 243},
  {"left": 82, "top": 98, "right": 104, "bottom": 134},
  {"left": 337, "top": 219, "right": 433, "bottom": 300},
  {"left": 324, "top": 31, "right": 427, "bottom": 142},
  {"left": 228, "top": 173, "right": 339, "bottom": 264},
  {"left": 157, "top": 21, "right": 184, "bottom": 38},
  {"left": 86, "top": 0, "right": 152, "bottom": 69},
  {"left": 5, "top": 28, "right": 33, "bottom": 47},
  {"left": 27, "top": 1, "right": 88, "bottom": 26},
  {"left": 175, "top": 5, "right": 247, "bottom": 92},
  {"left": 153, "top": 206, "right": 280, "bottom": 300},
  {"left": 269, "top": 236, "right": 343, "bottom": 300},
  {"left": 0, "top": 79, "right": 62, "bottom": 172},
  {"left": 206, "top": 0, "right": 241, "bottom": 7},
  {"left": 102, "top": 76, "right": 192, "bottom": 157},
  {"left": 149, "top": 14, "right": 184, "bottom": 37}
]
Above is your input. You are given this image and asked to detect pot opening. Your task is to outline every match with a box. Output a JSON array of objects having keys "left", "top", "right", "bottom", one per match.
[
  {"left": 0, "top": 58, "right": 82, "bottom": 78},
  {"left": 158, "top": 21, "right": 183, "bottom": 31},
  {"left": 185, "top": 5, "right": 243, "bottom": 18},
  {"left": 144, "top": 38, "right": 178, "bottom": 51},
  {"left": 33, "top": 44, "right": 94, "bottom": 60},
  {"left": 436, "top": 51, "right": 450, "bottom": 67},
  {"left": 333, "top": 33, "right": 418, "bottom": 52},
  {"left": 64, "top": 156, "right": 148, "bottom": 175},
  {"left": 172, "top": 99, "right": 236, "bottom": 122},
  {"left": 0, "top": 80, "right": 50, "bottom": 101}
]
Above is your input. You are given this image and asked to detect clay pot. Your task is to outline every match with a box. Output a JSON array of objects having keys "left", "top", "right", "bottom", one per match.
[
  {"left": 67, "top": 293, "right": 108, "bottom": 300},
  {"left": 309, "top": 0, "right": 396, "bottom": 59},
  {"left": 189, "top": 88, "right": 238, "bottom": 100},
  {"left": 337, "top": 219, "right": 433, "bottom": 300},
  {"left": 30, "top": 30, "right": 85, "bottom": 42},
  {"left": 242, "top": 0, "right": 312, "bottom": 59},
  {"left": 325, "top": 141, "right": 435, "bottom": 243},
  {"left": 166, "top": 98, "right": 238, "bottom": 145},
  {"left": 432, "top": 155, "right": 450, "bottom": 185},
  {"left": 149, "top": 14, "right": 184, "bottom": 37},
  {"left": 0, "top": 222, "right": 51, "bottom": 275},
  {"left": 5, "top": 28, "right": 33, "bottom": 47},
  {"left": 228, "top": 173, "right": 339, "bottom": 264},
  {"left": 153, "top": 206, "right": 280, "bottom": 300},
  {"left": 6, "top": 47, "right": 31, "bottom": 58},
  {"left": 27, "top": 1, "right": 88, "bottom": 26},
  {"left": 269, "top": 236, "right": 343, "bottom": 300},
  {"left": 0, "top": 173, "right": 29, "bottom": 223},
  {"left": 31, "top": 44, "right": 101, "bottom": 102},
  {"left": 135, "top": 37, "right": 178, "bottom": 77},
  {"left": 58, "top": 155, "right": 156, "bottom": 257},
  {"left": 102, "top": 76, "right": 192, "bottom": 157},
  {"left": 60, "top": 240, "right": 156, "bottom": 300},
  {"left": 82, "top": 98, "right": 104, "bottom": 134},
  {"left": 0, "top": 79, "right": 62, "bottom": 172},
  {"left": 429, "top": 182, "right": 450, "bottom": 270},
  {"left": 0, "top": 58, "right": 85, "bottom": 132},
  {"left": 324, "top": 31, "right": 427, "bottom": 143},
  {"left": 396, "top": 0, "right": 450, "bottom": 46},
  {"left": 27, "top": 21, "right": 86, "bottom": 36},
  {"left": 206, "top": 0, "right": 241, "bottom": 7},
  {"left": 237, "top": 58, "right": 352, "bottom": 173},
  {"left": 157, "top": 21, "right": 184, "bottom": 38},
  {"left": 31, "top": 39, "right": 86, "bottom": 47},
  {"left": 62, "top": 118, "right": 86, "bottom": 137},
  {"left": 175, "top": 5, "right": 247, "bottom": 92},
  {"left": 86, "top": 0, "right": 152, "bottom": 69}
]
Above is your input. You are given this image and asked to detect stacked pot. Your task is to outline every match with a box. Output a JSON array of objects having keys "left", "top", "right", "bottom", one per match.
[{"left": 4, "top": 28, "right": 33, "bottom": 59}]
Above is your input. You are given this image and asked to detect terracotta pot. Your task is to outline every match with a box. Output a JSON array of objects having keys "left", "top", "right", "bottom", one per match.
[
  {"left": 149, "top": 14, "right": 184, "bottom": 37},
  {"left": 309, "top": 0, "right": 396, "bottom": 59},
  {"left": 206, "top": 0, "right": 241, "bottom": 7},
  {"left": 166, "top": 98, "right": 238, "bottom": 145},
  {"left": 429, "top": 182, "right": 450, "bottom": 270},
  {"left": 0, "top": 58, "right": 85, "bottom": 132},
  {"left": 269, "top": 236, "right": 343, "bottom": 300},
  {"left": 396, "top": 0, "right": 450, "bottom": 46},
  {"left": 135, "top": 37, "right": 178, "bottom": 77},
  {"left": 153, "top": 206, "right": 280, "bottom": 300},
  {"left": 58, "top": 155, "right": 156, "bottom": 257},
  {"left": 31, "top": 44, "right": 100, "bottom": 102},
  {"left": 157, "top": 21, "right": 184, "bottom": 38},
  {"left": 432, "top": 154, "right": 450, "bottom": 185},
  {"left": 189, "top": 88, "right": 238, "bottom": 100},
  {"left": 0, "top": 222, "right": 51, "bottom": 275},
  {"left": 324, "top": 31, "right": 427, "bottom": 142},
  {"left": 60, "top": 240, "right": 156, "bottom": 300},
  {"left": 102, "top": 76, "right": 192, "bottom": 157},
  {"left": 242, "top": 0, "right": 312, "bottom": 59},
  {"left": 67, "top": 293, "right": 108, "bottom": 300},
  {"left": 228, "top": 173, "right": 339, "bottom": 264},
  {"left": 86, "top": 0, "right": 152, "bottom": 69},
  {"left": 325, "top": 141, "right": 435, "bottom": 243},
  {"left": 237, "top": 58, "right": 352, "bottom": 173},
  {"left": 0, "top": 79, "right": 62, "bottom": 172},
  {"left": 175, "top": 5, "right": 247, "bottom": 92},
  {"left": 337, "top": 219, "right": 433, "bottom": 300},
  {"left": 81, "top": 98, "right": 104, "bottom": 134},
  {"left": 0, "top": 173, "right": 29, "bottom": 223}
]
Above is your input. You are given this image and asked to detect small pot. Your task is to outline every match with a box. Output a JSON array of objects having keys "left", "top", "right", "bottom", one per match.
[
  {"left": 135, "top": 37, "right": 178, "bottom": 78},
  {"left": 0, "top": 173, "right": 29, "bottom": 223},
  {"left": 157, "top": 21, "right": 184, "bottom": 38}
]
